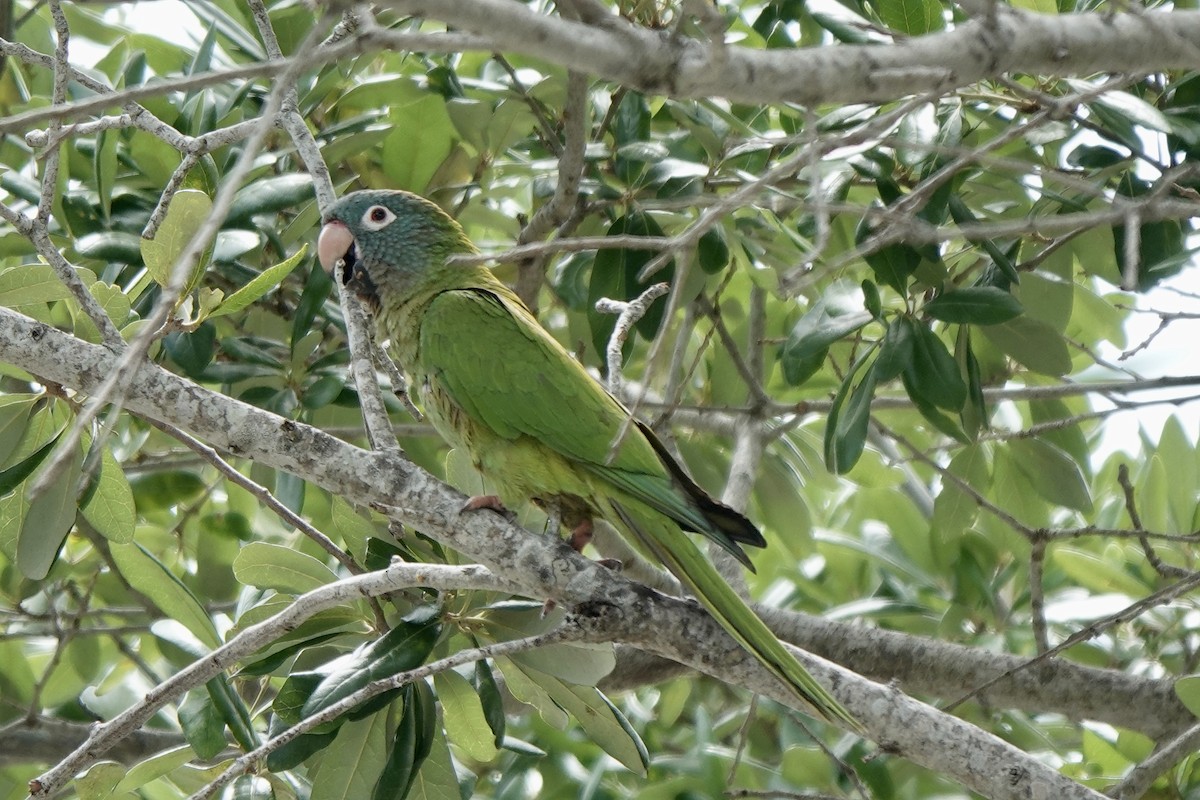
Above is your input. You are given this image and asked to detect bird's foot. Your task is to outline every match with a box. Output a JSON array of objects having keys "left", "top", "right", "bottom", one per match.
[
  {"left": 568, "top": 520, "right": 594, "bottom": 552},
  {"left": 597, "top": 558, "right": 623, "bottom": 571},
  {"left": 461, "top": 495, "right": 516, "bottom": 522}
]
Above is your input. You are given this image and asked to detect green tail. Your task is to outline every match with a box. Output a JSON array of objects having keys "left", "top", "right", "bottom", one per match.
[{"left": 609, "top": 499, "right": 859, "bottom": 729}]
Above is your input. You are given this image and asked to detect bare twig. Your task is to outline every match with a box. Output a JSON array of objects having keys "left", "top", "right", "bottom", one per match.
[{"left": 595, "top": 282, "right": 670, "bottom": 398}]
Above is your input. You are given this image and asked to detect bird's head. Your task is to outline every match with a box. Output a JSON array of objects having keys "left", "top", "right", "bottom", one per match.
[{"left": 317, "top": 190, "right": 475, "bottom": 308}]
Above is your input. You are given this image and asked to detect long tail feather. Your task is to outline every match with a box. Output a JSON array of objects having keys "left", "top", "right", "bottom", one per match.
[{"left": 608, "top": 498, "right": 859, "bottom": 729}]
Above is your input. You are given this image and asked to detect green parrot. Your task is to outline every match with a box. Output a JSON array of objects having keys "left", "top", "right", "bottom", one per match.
[{"left": 317, "top": 189, "right": 856, "bottom": 727}]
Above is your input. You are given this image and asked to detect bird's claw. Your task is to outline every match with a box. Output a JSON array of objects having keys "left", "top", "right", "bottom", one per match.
[{"left": 461, "top": 495, "right": 513, "bottom": 519}]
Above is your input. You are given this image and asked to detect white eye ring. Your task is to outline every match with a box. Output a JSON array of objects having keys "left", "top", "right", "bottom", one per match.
[{"left": 361, "top": 205, "right": 396, "bottom": 230}]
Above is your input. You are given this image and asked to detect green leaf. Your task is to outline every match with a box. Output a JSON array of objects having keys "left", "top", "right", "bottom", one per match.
[
  {"left": 495, "top": 657, "right": 568, "bottom": 728},
  {"left": 1009, "top": 439, "right": 1093, "bottom": 513},
  {"left": 128, "top": 469, "right": 208, "bottom": 513},
  {"left": 874, "top": 317, "right": 914, "bottom": 381},
  {"left": 473, "top": 659, "right": 506, "bottom": 748},
  {"left": 73, "top": 232, "right": 142, "bottom": 267},
  {"left": 931, "top": 444, "right": 989, "bottom": 562},
  {"left": 955, "top": 326, "right": 987, "bottom": 440},
  {"left": 164, "top": 324, "right": 217, "bottom": 377},
  {"left": 208, "top": 245, "right": 307, "bottom": 318},
  {"left": 924, "top": 287, "right": 1024, "bottom": 325},
  {"left": 863, "top": 241, "right": 920, "bottom": 295},
  {"left": 515, "top": 662, "right": 648, "bottom": 775},
  {"left": 309, "top": 713, "right": 389, "bottom": 800},
  {"left": 79, "top": 446, "right": 135, "bottom": 543},
  {"left": 979, "top": 316, "right": 1073, "bottom": 376},
  {"left": 268, "top": 729, "right": 339, "bottom": 772},
  {"left": 480, "top": 603, "right": 614, "bottom": 685},
  {"left": 111, "top": 542, "right": 221, "bottom": 648},
  {"left": 112, "top": 745, "right": 195, "bottom": 795},
  {"left": 95, "top": 128, "right": 119, "bottom": 220},
  {"left": 206, "top": 672, "right": 260, "bottom": 750},
  {"left": 1174, "top": 676, "right": 1200, "bottom": 720},
  {"left": 302, "top": 607, "right": 442, "bottom": 721},
  {"left": 372, "top": 686, "right": 420, "bottom": 800},
  {"left": 179, "top": 690, "right": 227, "bottom": 760},
  {"left": 0, "top": 395, "right": 36, "bottom": 469},
  {"left": 0, "top": 263, "right": 75, "bottom": 306},
  {"left": 587, "top": 212, "right": 674, "bottom": 365},
  {"left": 1053, "top": 547, "right": 1148, "bottom": 597},
  {"left": 434, "top": 669, "right": 499, "bottom": 763},
  {"left": 381, "top": 95, "right": 455, "bottom": 193},
  {"left": 697, "top": 226, "right": 730, "bottom": 274},
  {"left": 226, "top": 175, "right": 316, "bottom": 224},
  {"left": 233, "top": 541, "right": 339, "bottom": 594},
  {"left": 903, "top": 321, "right": 966, "bottom": 410},
  {"left": 947, "top": 197, "right": 1020, "bottom": 284},
  {"left": 872, "top": 0, "right": 945, "bottom": 34},
  {"left": 824, "top": 353, "right": 878, "bottom": 475},
  {"left": 140, "top": 188, "right": 213, "bottom": 297},
  {"left": 76, "top": 762, "right": 125, "bottom": 800},
  {"left": 405, "top": 710, "right": 462, "bottom": 800},
  {"left": 17, "top": 442, "right": 83, "bottom": 580},
  {"left": 780, "top": 281, "right": 873, "bottom": 385}
]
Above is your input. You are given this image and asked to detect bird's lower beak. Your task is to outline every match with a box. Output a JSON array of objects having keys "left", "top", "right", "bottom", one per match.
[{"left": 317, "top": 220, "right": 355, "bottom": 274}]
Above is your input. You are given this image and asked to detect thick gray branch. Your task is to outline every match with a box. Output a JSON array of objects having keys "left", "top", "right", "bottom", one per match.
[
  {"left": 386, "top": 0, "right": 1200, "bottom": 104},
  {"left": 0, "top": 306, "right": 1120, "bottom": 800}
]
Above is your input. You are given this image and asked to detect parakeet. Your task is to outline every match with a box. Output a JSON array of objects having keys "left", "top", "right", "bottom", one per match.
[{"left": 317, "top": 189, "right": 856, "bottom": 727}]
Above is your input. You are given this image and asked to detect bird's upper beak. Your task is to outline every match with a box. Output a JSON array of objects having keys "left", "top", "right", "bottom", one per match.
[{"left": 317, "top": 219, "right": 355, "bottom": 275}]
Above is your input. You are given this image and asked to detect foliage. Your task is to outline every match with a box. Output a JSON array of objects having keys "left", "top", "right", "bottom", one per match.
[{"left": 1, "top": 0, "right": 1200, "bottom": 799}]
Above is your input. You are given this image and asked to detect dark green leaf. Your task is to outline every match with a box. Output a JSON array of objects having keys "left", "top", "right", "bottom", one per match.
[
  {"left": 0, "top": 437, "right": 57, "bottom": 497},
  {"left": 473, "top": 659, "right": 506, "bottom": 748},
  {"left": 874, "top": 317, "right": 914, "bottom": 381},
  {"left": 129, "top": 470, "right": 207, "bottom": 513},
  {"left": 164, "top": 324, "right": 217, "bottom": 377},
  {"left": 861, "top": 279, "right": 882, "bottom": 319},
  {"left": 372, "top": 685, "right": 420, "bottom": 800},
  {"left": 612, "top": 91, "right": 650, "bottom": 146},
  {"left": 302, "top": 375, "right": 345, "bottom": 410},
  {"left": 265, "top": 728, "right": 339, "bottom": 772},
  {"left": 206, "top": 674, "right": 259, "bottom": 750},
  {"left": 862, "top": 241, "right": 920, "bottom": 295},
  {"left": 824, "top": 348, "right": 878, "bottom": 474},
  {"left": 292, "top": 261, "right": 332, "bottom": 349},
  {"left": 1066, "top": 144, "right": 1129, "bottom": 170},
  {"left": 226, "top": 175, "right": 316, "bottom": 225},
  {"left": 904, "top": 322, "right": 966, "bottom": 410},
  {"left": 924, "top": 286, "right": 1024, "bottom": 325},
  {"left": 587, "top": 213, "right": 674, "bottom": 365},
  {"left": 697, "top": 226, "right": 730, "bottom": 274},
  {"left": 955, "top": 326, "right": 987, "bottom": 440},
  {"left": 302, "top": 607, "right": 442, "bottom": 722}
]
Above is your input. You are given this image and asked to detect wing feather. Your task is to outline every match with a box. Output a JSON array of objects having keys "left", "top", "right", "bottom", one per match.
[{"left": 417, "top": 288, "right": 759, "bottom": 556}]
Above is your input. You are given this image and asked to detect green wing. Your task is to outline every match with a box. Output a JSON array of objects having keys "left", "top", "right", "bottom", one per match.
[{"left": 417, "top": 288, "right": 748, "bottom": 552}]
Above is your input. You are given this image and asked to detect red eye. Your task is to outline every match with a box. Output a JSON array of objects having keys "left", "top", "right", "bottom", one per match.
[{"left": 370, "top": 207, "right": 387, "bottom": 222}]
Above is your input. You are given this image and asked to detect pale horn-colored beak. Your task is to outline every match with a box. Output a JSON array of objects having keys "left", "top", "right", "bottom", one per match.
[{"left": 317, "top": 219, "right": 354, "bottom": 274}]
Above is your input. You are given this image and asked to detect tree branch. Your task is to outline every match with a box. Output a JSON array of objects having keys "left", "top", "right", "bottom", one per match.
[{"left": 0, "top": 305, "right": 1149, "bottom": 800}]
